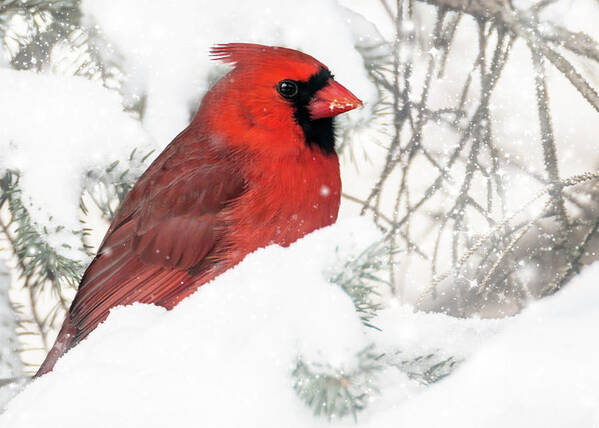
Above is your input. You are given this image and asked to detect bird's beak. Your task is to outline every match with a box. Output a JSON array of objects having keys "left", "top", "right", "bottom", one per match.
[{"left": 308, "top": 80, "right": 363, "bottom": 119}]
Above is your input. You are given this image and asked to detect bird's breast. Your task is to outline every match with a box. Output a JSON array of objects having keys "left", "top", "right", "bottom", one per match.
[{"left": 225, "top": 148, "right": 341, "bottom": 258}]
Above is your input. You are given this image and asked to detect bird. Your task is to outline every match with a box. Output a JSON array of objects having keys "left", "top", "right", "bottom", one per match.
[{"left": 36, "top": 43, "right": 362, "bottom": 377}]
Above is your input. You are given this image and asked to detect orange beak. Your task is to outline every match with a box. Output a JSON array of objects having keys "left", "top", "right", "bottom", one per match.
[{"left": 308, "top": 80, "right": 363, "bottom": 119}]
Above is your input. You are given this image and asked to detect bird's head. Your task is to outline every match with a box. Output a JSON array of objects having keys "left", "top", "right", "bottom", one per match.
[{"left": 199, "top": 43, "right": 362, "bottom": 154}]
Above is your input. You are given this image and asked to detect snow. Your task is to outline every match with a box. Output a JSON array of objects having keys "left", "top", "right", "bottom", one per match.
[
  {"left": 0, "top": 218, "right": 380, "bottom": 427},
  {"left": 0, "top": 69, "right": 152, "bottom": 258},
  {"left": 3, "top": 217, "right": 597, "bottom": 427},
  {"left": 81, "top": 0, "right": 379, "bottom": 144},
  {"left": 383, "top": 262, "right": 599, "bottom": 428}
]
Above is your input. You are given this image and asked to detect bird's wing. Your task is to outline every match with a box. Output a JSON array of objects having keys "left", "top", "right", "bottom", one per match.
[{"left": 68, "top": 134, "right": 246, "bottom": 344}]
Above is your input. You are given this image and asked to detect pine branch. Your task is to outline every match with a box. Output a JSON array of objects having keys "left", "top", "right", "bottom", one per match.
[
  {"left": 83, "top": 148, "right": 154, "bottom": 222},
  {"left": 0, "top": 171, "right": 83, "bottom": 352},
  {"left": 330, "top": 239, "right": 392, "bottom": 325},
  {"left": 418, "top": 0, "right": 507, "bottom": 20},
  {"left": 0, "top": 0, "right": 81, "bottom": 70},
  {"left": 417, "top": 0, "right": 599, "bottom": 112},
  {"left": 0, "top": 263, "right": 23, "bottom": 391},
  {"left": 292, "top": 346, "right": 382, "bottom": 421},
  {"left": 418, "top": 171, "right": 599, "bottom": 304},
  {"left": 541, "top": 22, "right": 599, "bottom": 62},
  {"left": 387, "top": 351, "right": 459, "bottom": 385}
]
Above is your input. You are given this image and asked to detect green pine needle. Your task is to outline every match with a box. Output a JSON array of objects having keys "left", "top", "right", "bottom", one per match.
[
  {"left": 292, "top": 346, "right": 382, "bottom": 421},
  {"left": 330, "top": 239, "right": 395, "bottom": 325},
  {"left": 0, "top": 171, "right": 83, "bottom": 292},
  {"left": 84, "top": 148, "right": 154, "bottom": 221},
  {"left": 388, "top": 351, "right": 460, "bottom": 385}
]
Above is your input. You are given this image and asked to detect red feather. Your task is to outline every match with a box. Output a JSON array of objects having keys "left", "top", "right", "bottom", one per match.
[{"left": 36, "top": 43, "right": 361, "bottom": 376}]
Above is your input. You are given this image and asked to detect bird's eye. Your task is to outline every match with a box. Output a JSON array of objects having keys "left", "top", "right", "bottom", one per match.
[{"left": 277, "top": 80, "right": 299, "bottom": 99}]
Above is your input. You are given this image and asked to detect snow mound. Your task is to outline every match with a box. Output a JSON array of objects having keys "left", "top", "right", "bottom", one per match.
[
  {"left": 2, "top": 218, "right": 598, "bottom": 427},
  {"left": 0, "top": 69, "right": 152, "bottom": 257},
  {"left": 375, "top": 263, "right": 599, "bottom": 428},
  {"left": 0, "top": 218, "right": 379, "bottom": 427}
]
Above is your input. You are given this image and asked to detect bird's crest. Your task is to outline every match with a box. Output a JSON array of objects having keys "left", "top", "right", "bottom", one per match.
[{"left": 210, "top": 43, "right": 326, "bottom": 70}]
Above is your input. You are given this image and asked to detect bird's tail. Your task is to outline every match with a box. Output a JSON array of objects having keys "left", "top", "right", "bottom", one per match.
[{"left": 34, "top": 316, "right": 77, "bottom": 377}]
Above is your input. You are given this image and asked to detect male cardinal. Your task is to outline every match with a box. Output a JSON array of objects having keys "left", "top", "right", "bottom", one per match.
[{"left": 36, "top": 43, "right": 362, "bottom": 376}]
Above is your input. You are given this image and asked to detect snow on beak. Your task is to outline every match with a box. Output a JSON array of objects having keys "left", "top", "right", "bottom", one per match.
[{"left": 308, "top": 80, "right": 363, "bottom": 119}]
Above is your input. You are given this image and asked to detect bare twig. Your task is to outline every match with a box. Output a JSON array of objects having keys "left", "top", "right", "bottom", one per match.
[{"left": 530, "top": 40, "right": 569, "bottom": 229}]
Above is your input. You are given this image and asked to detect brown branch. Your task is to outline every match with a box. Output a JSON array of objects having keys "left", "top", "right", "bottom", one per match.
[
  {"left": 530, "top": 42, "right": 569, "bottom": 230},
  {"left": 417, "top": 170, "right": 599, "bottom": 305},
  {"left": 27, "top": 277, "right": 48, "bottom": 351},
  {"left": 476, "top": 199, "right": 552, "bottom": 295},
  {"left": 0, "top": 214, "right": 49, "bottom": 351},
  {"left": 418, "top": 0, "right": 599, "bottom": 111},
  {"left": 542, "top": 217, "right": 599, "bottom": 296},
  {"left": 342, "top": 193, "right": 429, "bottom": 260},
  {"left": 541, "top": 23, "right": 599, "bottom": 62},
  {"left": 418, "top": 0, "right": 508, "bottom": 20},
  {"left": 535, "top": 42, "right": 599, "bottom": 112}
]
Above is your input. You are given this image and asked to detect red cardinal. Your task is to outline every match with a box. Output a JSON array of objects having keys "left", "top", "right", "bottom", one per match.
[{"left": 36, "top": 43, "right": 362, "bottom": 376}]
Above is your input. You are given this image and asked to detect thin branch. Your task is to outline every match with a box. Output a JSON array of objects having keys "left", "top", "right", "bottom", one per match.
[{"left": 530, "top": 41, "right": 569, "bottom": 230}]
